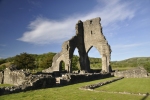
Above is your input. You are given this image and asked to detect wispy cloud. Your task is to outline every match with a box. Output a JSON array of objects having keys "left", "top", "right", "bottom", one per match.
[
  {"left": 112, "top": 42, "right": 148, "bottom": 50},
  {"left": 18, "top": 0, "right": 136, "bottom": 44}
]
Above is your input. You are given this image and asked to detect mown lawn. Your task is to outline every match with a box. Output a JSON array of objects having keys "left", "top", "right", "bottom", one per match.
[
  {"left": 112, "top": 67, "right": 133, "bottom": 71},
  {"left": 95, "top": 78, "right": 150, "bottom": 94},
  {"left": 0, "top": 77, "right": 149, "bottom": 100}
]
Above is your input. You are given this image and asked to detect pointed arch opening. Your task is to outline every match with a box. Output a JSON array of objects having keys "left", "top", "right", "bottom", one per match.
[
  {"left": 59, "top": 60, "right": 65, "bottom": 71},
  {"left": 71, "top": 48, "right": 80, "bottom": 71},
  {"left": 87, "top": 46, "right": 102, "bottom": 72}
]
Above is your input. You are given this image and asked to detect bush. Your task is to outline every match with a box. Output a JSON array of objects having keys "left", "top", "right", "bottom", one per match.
[
  {"left": 0, "top": 65, "right": 6, "bottom": 70},
  {"left": 143, "top": 63, "right": 150, "bottom": 73}
]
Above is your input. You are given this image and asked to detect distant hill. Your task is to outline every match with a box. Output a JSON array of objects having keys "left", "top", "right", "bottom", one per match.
[
  {"left": 111, "top": 57, "right": 150, "bottom": 72},
  {"left": 0, "top": 52, "right": 150, "bottom": 72}
]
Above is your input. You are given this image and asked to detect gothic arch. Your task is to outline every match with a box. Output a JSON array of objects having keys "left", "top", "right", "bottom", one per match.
[{"left": 59, "top": 60, "right": 65, "bottom": 71}]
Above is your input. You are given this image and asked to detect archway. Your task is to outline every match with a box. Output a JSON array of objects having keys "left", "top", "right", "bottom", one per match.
[
  {"left": 42, "top": 17, "right": 111, "bottom": 73},
  {"left": 59, "top": 60, "right": 65, "bottom": 71},
  {"left": 87, "top": 46, "right": 102, "bottom": 72},
  {"left": 71, "top": 48, "right": 80, "bottom": 71}
]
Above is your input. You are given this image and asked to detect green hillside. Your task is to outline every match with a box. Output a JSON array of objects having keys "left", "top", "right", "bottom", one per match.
[
  {"left": 111, "top": 57, "right": 150, "bottom": 72},
  {"left": 0, "top": 52, "right": 150, "bottom": 72}
]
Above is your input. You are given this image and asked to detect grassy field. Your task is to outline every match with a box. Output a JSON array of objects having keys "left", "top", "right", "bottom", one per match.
[
  {"left": 0, "top": 77, "right": 149, "bottom": 100},
  {"left": 95, "top": 78, "right": 150, "bottom": 94},
  {"left": 112, "top": 67, "right": 133, "bottom": 71}
]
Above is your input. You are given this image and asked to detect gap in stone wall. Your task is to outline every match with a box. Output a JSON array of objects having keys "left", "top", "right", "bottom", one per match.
[
  {"left": 72, "top": 48, "right": 80, "bottom": 71},
  {"left": 88, "top": 47, "right": 102, "bottom": 70}
]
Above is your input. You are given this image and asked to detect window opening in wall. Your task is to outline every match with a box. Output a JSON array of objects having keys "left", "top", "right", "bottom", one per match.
[
  {"left": 91, "top": 31, "right": 93, "bottom": 35},
  {"left": 90, "top": 20, "right": 92, "bottom": 24},
  {"left": 59, "top": 61, "right": 65, "bottom": 71}
]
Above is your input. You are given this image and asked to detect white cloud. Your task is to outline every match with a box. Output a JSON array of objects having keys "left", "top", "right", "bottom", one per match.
[
  {"left": 18, "top": 18, "right": 76, "bottom": 44},
  {"left": 18, "top": 0, "right": 136, "bottom": 44},
  {"left": 112, "top": 43, "right": 145, "bottom": 50}
]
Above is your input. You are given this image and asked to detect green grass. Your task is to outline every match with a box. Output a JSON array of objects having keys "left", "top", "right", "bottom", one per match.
[
  {"left": 95, "top": 78, "right": 150, "bottom": 94},
  {"left": 112, "top": 67, "right": 133, "bottom": 71},
  {"left": 0, "top": 77, "right": 149, "bottom": 100},
  {"left": 0, "top": 84, "right": 13, "bottom": 87}
]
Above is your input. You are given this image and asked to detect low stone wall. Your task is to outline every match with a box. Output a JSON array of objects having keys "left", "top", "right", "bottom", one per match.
[
  {"left": 0, "top": 67, "right": 56, "bottom": 95},
  {"left": 0, "top": 71, "right": 3, "bottom": 84},
  {"left": 0, "top": 74, "right": 56, "bottom": 95},
  {"left": 114, "top": 67, "right": 148, "bottom": 78},
  {"left": 3, "top": 68, "right": 30, "bottom": 85},
  {"left": 80, "top": 77, "right": 124, "bottom": 90},
  {"left": 59, "top": 73, "right": 112, "bottom": 85}
]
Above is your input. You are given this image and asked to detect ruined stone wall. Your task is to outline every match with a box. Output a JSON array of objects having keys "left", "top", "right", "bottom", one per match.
[
  {"left": 58, "top": 73, "right": 112, "bottom": 85},
  {"left": 114, "top": 67, "right": 148, "bottom": 78},
  {"left": 0, "top": 74, "right": 56, "bottom": 95},
  {"left": 0, "top": 71, "right": 3, "bottom": 84},
  {"left": 83, "top": 17, "right": 111, "bottom": 72},
  {"left": 0, "top": 67, "right": 56, "bottom": 95},
  {"left": 42, "top": 17, "right": 111, "bottom": 73},
  {"left": 3, "top": 68, "right": 29, "bottom": 86}
]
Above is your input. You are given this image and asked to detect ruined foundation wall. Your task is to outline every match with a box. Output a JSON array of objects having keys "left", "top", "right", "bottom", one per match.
[
  {"left": 114, "top": 67, "right": 148, "bottom": 78},
  {"left": 3, "top": 68, "right": 29, "bottom": 86}
]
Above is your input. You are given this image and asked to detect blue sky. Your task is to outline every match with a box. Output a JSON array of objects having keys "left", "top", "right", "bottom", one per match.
[{"left": 0, "top": 0, "right": 150, "bottom": 61}]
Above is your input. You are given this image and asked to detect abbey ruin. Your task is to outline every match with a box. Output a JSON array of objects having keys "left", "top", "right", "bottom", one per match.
[
  {"left": 43, "top": 17, "right": 111, "bottom": 73},
  {"left": 0, "top": 17, "right": 149, "bottom": 96}
]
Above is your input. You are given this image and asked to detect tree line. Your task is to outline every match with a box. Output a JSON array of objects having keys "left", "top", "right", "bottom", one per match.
[
  {"left": 0, "top": 52, "right": 150, "bottom": 72},
  {"left": 0, "top": 52, "right": 79, "bottom": 71}
]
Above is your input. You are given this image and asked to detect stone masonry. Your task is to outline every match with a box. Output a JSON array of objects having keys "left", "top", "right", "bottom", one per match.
[
  {"left": 43, "top": 17, "right": 111, "bottom": 73},
  {"left": 0, "top": 66, "right": 56, "bottom": 95},
  {"left": 3, "top": 67, "right": 30, "bottom": 86},
  {"left": 114, "top": 67, "right": 148, "bottom": 78}
]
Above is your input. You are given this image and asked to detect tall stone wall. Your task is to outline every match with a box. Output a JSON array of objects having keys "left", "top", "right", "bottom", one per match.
[
  {"left": 83, "top": 18, "right": 111, "bottom": 72},
  {"left": 114, "top": 67, "right": 148, "bottom": 78}
]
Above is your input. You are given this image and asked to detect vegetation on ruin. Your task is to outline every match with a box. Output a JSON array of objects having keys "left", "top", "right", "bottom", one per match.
[
  {"left": 0, "top": 77, "right": 149, "bottom": 100},
  {"left": 0, "top": 52, "right": 150, "bottom": 72},
  {"left": 0, "top": 84, "right": 13, "bottom": 88}
]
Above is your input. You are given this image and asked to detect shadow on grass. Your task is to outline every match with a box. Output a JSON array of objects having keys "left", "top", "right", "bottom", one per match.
[{"left": 141, "top": 93, "right": 149, "bottom": 100}]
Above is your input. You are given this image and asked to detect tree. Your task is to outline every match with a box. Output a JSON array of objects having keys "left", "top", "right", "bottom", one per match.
[
  {"left": 72, "top": 56, "right": 79, "bottom": 70},
  {"left": 14, "top": 52, "right": 35, "bottom": 70},
  {"left": 39, "top": 55, "right": 53, "bottom": 69},
  {"left": 0, "top": 59, "right": 6, "bottom": 65}
]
